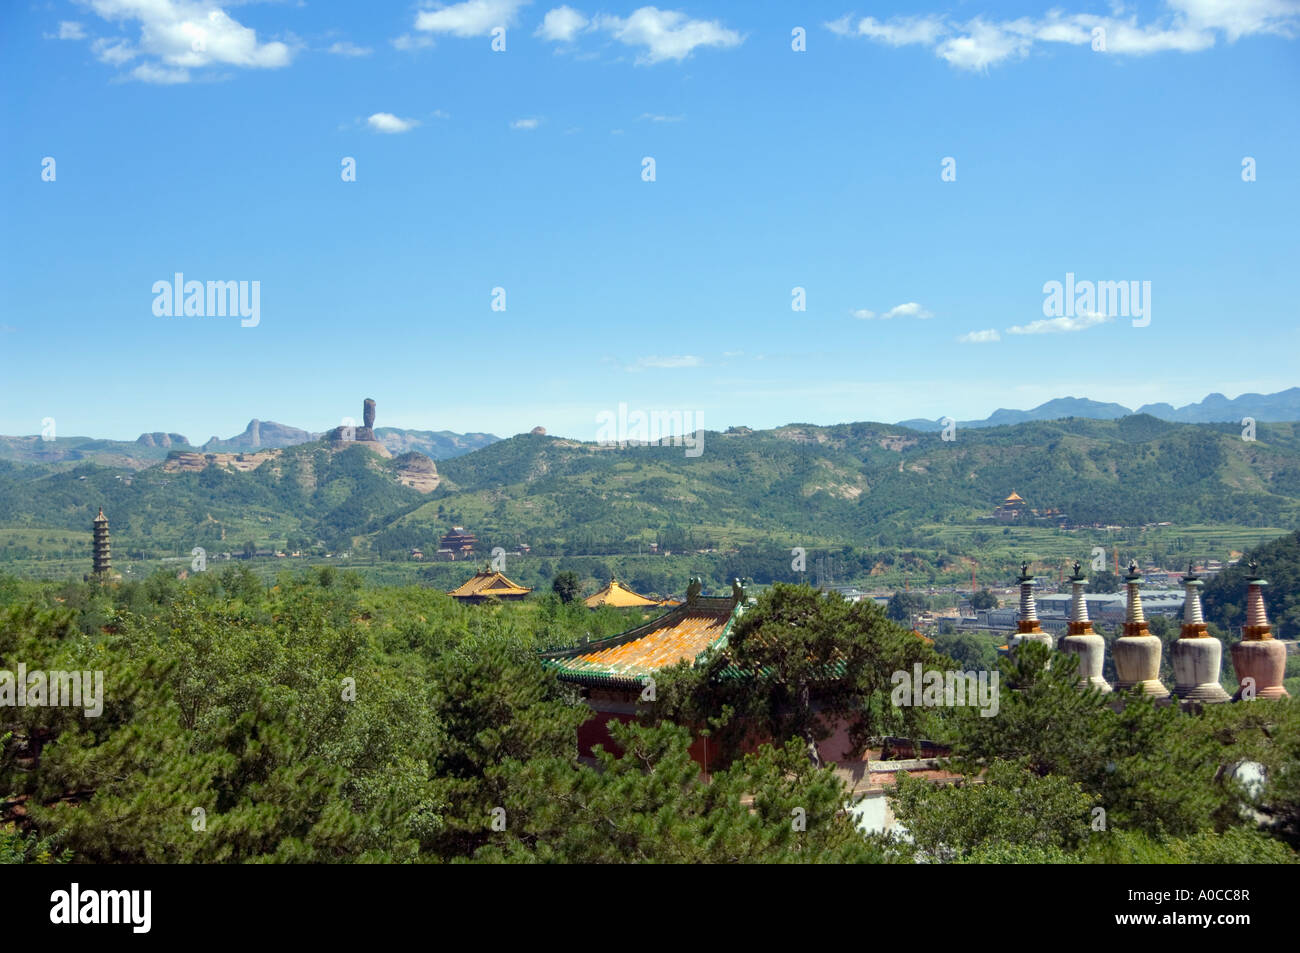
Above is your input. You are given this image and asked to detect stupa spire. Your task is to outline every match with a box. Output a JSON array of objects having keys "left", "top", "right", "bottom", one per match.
[
  {"left": 1112, "top": 560, "right": 1169, "bottom": 696},
  {"left": 1059, "top": 560, "right": 1110, "bottom": 692},
  {"left": 1230, "top": 561, "right": 1289, "bottom": 699},
  {"left": 1172, "top": 564, "right": 1229, "bottom": 703},
  {"left": 1012, "top": 560, "right": 1053, "bottom": 653}
]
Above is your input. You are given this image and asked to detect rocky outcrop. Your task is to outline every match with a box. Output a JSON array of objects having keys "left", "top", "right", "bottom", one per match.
[
  {"left": 136, "top": 432, "right": 190, "bottom": 448},
  {"left": 204, "top": 419, "right": 316, "bottom": 451},
  {"left": 164, "top": 450, "right": 279, "bottom": 473},
  {"left": 325, "top": 398, "right": 391, "bottom": 458},
  {"left": 394, "top": 452, "right": 440, "bottom": 493}
]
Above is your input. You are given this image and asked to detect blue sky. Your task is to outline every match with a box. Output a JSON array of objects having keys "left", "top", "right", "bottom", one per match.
[{"left": 2, "top": 0, "right": 1298, "bottom": 443}]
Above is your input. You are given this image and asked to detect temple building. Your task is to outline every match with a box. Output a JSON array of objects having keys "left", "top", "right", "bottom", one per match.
[
  {"left": 584, "top": 577, "right": 659, "bottom": 609},
  {"left": 542, "top": 579, "right": 743, "bottom": 766},
  {"left": 540, "top": 579, "right": 961, "bottom": 827},
  {"left": 994, "top": 491, "right": 1028, "bottom": 522},
  {"left": 439, "top": 527, "right": 478, "bottom": 560},
  {"left": 447, "top": 566, "right": 532, "bottom": 604}
]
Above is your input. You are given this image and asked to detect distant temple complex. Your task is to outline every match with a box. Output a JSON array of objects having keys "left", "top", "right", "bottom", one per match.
[
  {"left": 990, "top": 490, "right": 1068, "bottom": 525},
  {"left": 438, "top": 527, "right": 478, "bottom": 560},
  {"left": 994, "top": 490, "right": 1028, "bottom": 522}
]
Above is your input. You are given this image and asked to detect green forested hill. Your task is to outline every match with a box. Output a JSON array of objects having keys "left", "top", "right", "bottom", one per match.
[{"left": 0, "top": 417, "right": 1298, "bottom": 563}]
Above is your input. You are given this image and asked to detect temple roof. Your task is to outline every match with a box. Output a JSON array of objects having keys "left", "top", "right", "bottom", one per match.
[
  {"left": 584, "top": 577, "right": 659, "bottom": 609},
  {"left": 1002, "top": 491, "right": 1025, "bottom": 503},
  {"left": 542, "top": 595, "right": 740, "bottom": 688},
  {"left": 447, "top": 568, "right": 532, "bottom": 599}
]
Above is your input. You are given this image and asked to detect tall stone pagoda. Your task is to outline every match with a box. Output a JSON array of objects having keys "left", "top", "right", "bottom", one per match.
[
  {"left": 1058, "top": 561, "right": 1110, "bottom": 692},
  {"left": 1230, "top": 562, "right": 1289, "bottom": 700},
  {"left": 1011, "top": 561, "right": 1053, "bottom": 654},
  {"left": 85, "top": 507, "right": 120, "bottom": 582},
  {"left": 1112, "top": 561, "right": 1169, "bottom": 696},
  {"left": 1171, "top": 565, "right": 1230, "bottom": 703}
]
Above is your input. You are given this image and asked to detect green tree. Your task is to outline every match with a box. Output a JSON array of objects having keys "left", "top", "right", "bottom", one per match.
[
  {"left": 477, "top": 719, "right": 902, "bottom": 863},
  {"left": 677, "top": 584, "right": 947, "bottom": 770},
  {"left": 551, "top": 571, "right": 582, "bottom": 605}
]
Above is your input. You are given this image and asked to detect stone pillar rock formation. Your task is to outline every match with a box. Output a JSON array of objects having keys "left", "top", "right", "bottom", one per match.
[{"left": 1112, "top": 561, "right": 1169, "bottom": 697}]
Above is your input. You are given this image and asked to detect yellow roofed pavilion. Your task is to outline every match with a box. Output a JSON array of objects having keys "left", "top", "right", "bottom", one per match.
[
  {"left": 448, "top": 567, "right": 532, "bottom": 604},
  {"left": 584, "top": 577, "right": 659, "bottom": 609}
]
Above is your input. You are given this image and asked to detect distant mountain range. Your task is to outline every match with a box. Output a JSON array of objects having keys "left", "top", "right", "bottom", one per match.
[
  {"left": 4, "top": 415, "right": 1299, "bottom": 567},
  {"left": 1, "top": 388, "right": 1295, "bottom": 469},
  {"left": 896, "top": 388, "right": 1300, "bottom": 432},
  {"left": 0, "top": 418, "right": 501, "bottom": 469}
]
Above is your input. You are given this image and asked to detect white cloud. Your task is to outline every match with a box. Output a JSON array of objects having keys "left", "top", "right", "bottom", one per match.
[
  {"left": 1170, "top": 0, "right": 1300, "bottom": 41},
  {"left": 415, "top": 0, "right": 529, "bottom": 38},
  {"left": 392, "top": 33, "right": 435, "bottom": 50},
  {"left": 852, "top": 15, "right": 946, "bottom": 46},
  {"left": 76, "top": 0, "right": 294, "bottom": 82},
  {"left": 958, "top": 329, "right": 1001, "bottom": 343},
  {"left": 595, "top": 7, "right": 743, "bottom": 63},
  {"left": 327, "top": 41, "right": 373, "bottom": 57},
  {"left": 629, "top": 354, "right": 702, "bottom": 370},
  {"left": 131, "top": 62, "right": 190, "bottom": 84},
  {"left": 853, "top": 302, "right": 932, "bottom": 320},
  {"left": 92, "top": 37, "right": 137, "bottom": 65},
  {"left": 937, "top": 18, "right": 1033, "bottom": 70},
  {"left": 510, "top": 117, "right": 541, "bottom": 129},
  {"left": 884, "top": 302, "right": 932, "bottom": 319},
  {"left": 54, "top": 21, "right": 88, "bottom": 40},
  {"left": 1006, "top": 312, "right": 1114, "bottom": 334},
  {"left": 825, "top": 1, "right": 1298, "bottom": 71},
  {"left": 368, "top": 112, "right": 420, "bottom": 133},
  {"left": 535, "top": 6, "right": 588, "bottom": 42},
  {"left": 639, "top": 112, "right": 683, "bottom": 122}
]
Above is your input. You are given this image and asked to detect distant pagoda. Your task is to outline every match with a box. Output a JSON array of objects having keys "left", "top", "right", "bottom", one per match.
[{"left": 90, "top": 508, "right": 113, "bottom": 579}]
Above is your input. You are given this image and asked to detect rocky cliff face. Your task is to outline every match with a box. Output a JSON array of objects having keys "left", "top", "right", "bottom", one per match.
[{"left": 394, "top": 451, "right": 439, "bottom": 493}]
